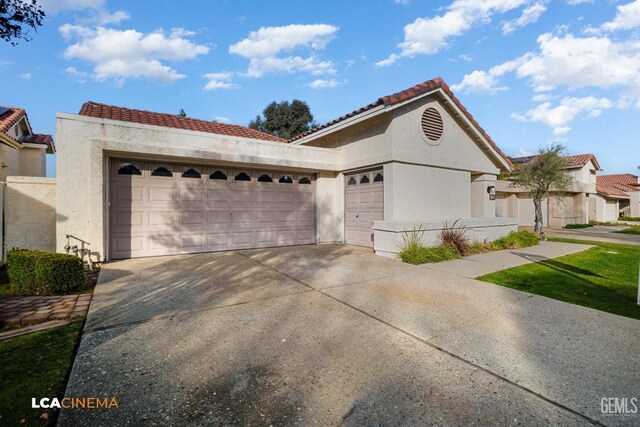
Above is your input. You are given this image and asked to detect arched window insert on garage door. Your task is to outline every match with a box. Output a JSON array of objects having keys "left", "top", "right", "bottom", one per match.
[
  {"left": 279, "top": 175, "right": 293, "bottom": 184},
  {"left": 151, "top": 166, "right": 172, "bottom": 177},
  {"left": 209, "top": 170, "right": 228, "bottom": 180},
  {"left": 182, "top": 168, "right": 202, "bottom": 179},
  {"left": 258, "top": 173, "right": 273, "bottom": 183},
  {"left": 373, "top": 172, "right": 383, "bottom": 183},
  {"left": 234, "top": 172, "right": 251, "bottom": 181},
  {"left": 347, "top": 177, "right": 357, "bottom": 185},
  {"left": 117, "top": 163, "right": 142, "bottom": 175},
  {"left": 360, "top": 174, "right": 370, "bottom": 184},
  {"left": 299, "top": 176, "right": 312, "bottom": 184}
]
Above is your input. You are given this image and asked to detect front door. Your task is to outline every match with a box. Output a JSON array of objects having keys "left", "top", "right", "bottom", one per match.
[{"left": 344, "top": 170, "right": 383, "bottom": 247}]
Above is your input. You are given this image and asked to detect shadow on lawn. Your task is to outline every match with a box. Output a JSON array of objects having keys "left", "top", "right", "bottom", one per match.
[{"left": 513, "top": 252, "right": 604, "bottom": 281}]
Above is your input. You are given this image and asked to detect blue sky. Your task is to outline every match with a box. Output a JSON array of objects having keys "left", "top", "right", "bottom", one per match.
[{"left": 1, "top": 0, "right": 639, "bottom": 177}]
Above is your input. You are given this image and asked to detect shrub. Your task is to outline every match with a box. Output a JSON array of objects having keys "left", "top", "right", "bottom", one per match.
[
  {"left": 487, "top": 231, "right": 540, "bottom": 251},
  {"left": 467, "top": 241, "right": 488, "bottom": 255},
  {"left": 619, "top": 216, "right": 640, "bottom": 222},
  {"left": 7, "top": 250, "right": 86, "bottom": 295},
  {"left": 399, "top": 227, "right": 460, "bottom": 264},
  {"left": 564, "top": 223, "right": 593, "bottom": 229},
  {"left": 439, "top": 220, "right": 471, "bottom": 256},
  {"left": 420, "top": 246, "right": 460, "bottom": 263}
]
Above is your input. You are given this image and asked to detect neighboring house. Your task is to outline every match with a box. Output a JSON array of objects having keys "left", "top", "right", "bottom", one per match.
[
  {"left": 0, "top": 106, "right": 56, "bottom": 261},
  {"left": 595, "top": 174, "right": 640, "bottom": 220},
  {"left": 55, "top": 78, "right": 518, "bottom": 261},
  {"left": 0, "top": 106, "right": 55, "bottom": 180},
  {"left": 495, "top": 154, "right": 600, "bottom": 227}
]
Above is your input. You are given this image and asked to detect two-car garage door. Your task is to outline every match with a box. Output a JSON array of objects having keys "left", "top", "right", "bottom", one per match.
[{"left": 109, "top": 160, "right": 316, "bottom": 259}]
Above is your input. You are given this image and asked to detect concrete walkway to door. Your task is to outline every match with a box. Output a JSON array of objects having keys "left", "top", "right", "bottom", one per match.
[{"left": 60, "top": 244, "right": 639, "bottom": 426}]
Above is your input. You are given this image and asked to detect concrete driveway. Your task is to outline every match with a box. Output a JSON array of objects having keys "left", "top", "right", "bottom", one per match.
[{"left": 60, "top": 244, "right": 640, "bottom": 426}]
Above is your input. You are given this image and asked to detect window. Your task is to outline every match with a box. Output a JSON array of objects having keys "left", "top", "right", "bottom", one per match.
[
  {"left": 209, "top": 170, "right": 228, "bottom": 180},
  {"left": 279, "top": 175, "right": 293, "bottom": 184},
  {"left": 257, "top": 174, "right": 273, "bottom": 183},
  {"left": 151, "top": 166, "right": 172, "bottom": 177},
  {"left": 118, "top": 164, "right": 142, "bottom": 175},
  {"left": 235, "top": 172, "right": 251, "bottom": 181},
  {"left": 360, "top": 174, "right": 370, "bottom": 184},
  {"left": 299, "top": 177, "right": 312, "bottom": 185},
  {"left": 373, "top": 172, "right": 383, "bottom": 183},
  {"left": 182, "top": 168, "right": 201, "bottom": 179},
  {"left": 347, "top": 177, "right": 357, "bottom": 185}
]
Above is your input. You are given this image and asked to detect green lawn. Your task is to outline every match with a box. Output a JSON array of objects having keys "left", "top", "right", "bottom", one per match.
[
  {"left": 0, "top": 321, "right": 84, "bottom": 426},
  {"left": 477, "top": 239, "right": 640, "bottom": 320}
]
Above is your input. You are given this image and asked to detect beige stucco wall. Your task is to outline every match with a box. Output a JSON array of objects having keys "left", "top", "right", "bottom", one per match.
[
  {"left": 315, "top": 171, "right": 344, "bottom": 243},
  {"left": 56, "top": 113, "right": 342, "bottom": 260},
  {"left": 18, "top": 146, "right": 47, "bottom": 177},
  {"left": 5, "top": 176, "right": 56, "bottom": 254},
  {"left": 630, "top": 192, "right": 640, "bottom": 217},
  {"left": 0, "top": 144, "right": 20, "bottom": 180}
]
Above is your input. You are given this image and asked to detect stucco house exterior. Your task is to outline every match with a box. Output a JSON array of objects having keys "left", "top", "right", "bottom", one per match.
[
  {"left": 55, "top": 78, "right": 518, "bottom": 261},
  {"left": 1, "top": 106, "right": 56, "bottom": 261},
  {"left": 495, "top": 154, "right": 600, "bottom": 228},
  {"left": 0, "top": 106, "right": 55, "bottom": 180},
  {"left": 595, "top": 174, "right": 640, "bottom": 221}
]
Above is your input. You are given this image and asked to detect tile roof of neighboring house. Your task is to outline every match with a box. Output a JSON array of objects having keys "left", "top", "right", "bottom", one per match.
[
  {"left": 0, "top": 106, "right": 26, "bottom": 135},
  {"left": 78, "top": 101, "right": 286, "bottom": 143},
  {"left": 512, "top": 153, "right": 601, "bottom": 170},
  {"left": 288, "top": 77, "right": 513, "bottom": 169},
  {"left": 596, "top": 173, "right": 639, "bottom": 187},
  {"left": 596, "top": 185, "right": 630, "bottom": 198},
  {"left": 21, "top": 134, "right": 55, "bottom": 153}
]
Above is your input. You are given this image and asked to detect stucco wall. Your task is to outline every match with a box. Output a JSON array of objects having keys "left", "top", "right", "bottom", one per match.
[
  {"left": 5, "top": 176, "right": 56, "bottom": 254},
  {"left": 385, "top": 162, "right": 471, "bottom": 221},
  {"left": 56, "top": 113, "right": 342, "bottom": 260},
  {"left": 0, "top": 144, "right": 20, "bottom": 180},
  {"left": 315, "top": 171, "right": 344, "bottom": 243},
  {"left": 18, "top": 146, "right": 47, "bottom": 177}
]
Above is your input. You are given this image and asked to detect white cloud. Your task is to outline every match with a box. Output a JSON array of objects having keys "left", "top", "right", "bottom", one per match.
[
  {"left": 214, "top": 116, "right": 231, "bottom": 123},
  {"left": 516, "top": 148, "right": 535, "bottom": 157},
  {"left": 229, "top": 24, "right": 338, "bottom": 78},
  {"left": 512, "top": 96, "right": 613, "bottom": 134},
  {"left": 376, "top": 0, "right": 529, "bottom": 66},
  {"left": 502, "top": 2, "right": 547, "bottom": 35},
  {"left": 62, "top": 26, "right": 209, "bottom": 84},
  {"left": 308, "top": 78, "right": 341, "bottom": 89},
  {"left": 394, "top": 0, "right": 412, "bottom": 5},
  {"left": 601, "top": 0, "right": 640, "bottom": 32},
  {"left": 532, "top": 93, "right": 553, "bottom": 102},
  {"left": 39, "top": 0, "right": 104, "bottom": 14},
  {"left": 566, "top": 0, "right": 592, "bottom": 5},
  {"left": 65, "top": 66, "right": 88, "bottom": 82},
  {"left": 203, "top": 72, "right": 239, "bottom": 90},
  {"left": 451, "top": 56, "right": 527, "bottom": 94},
  {"left": 20, "top": 72, "right": 32, "bottom": 80}
]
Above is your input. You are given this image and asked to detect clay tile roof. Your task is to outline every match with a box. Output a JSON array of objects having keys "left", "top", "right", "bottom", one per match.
[
  {"left": 21, "top": 134, "right": 55, "bottom": 153},
  {"left": 596, "top": 185, "right": 631, "bottom": 198},
  {"left": 0, "top": 106, "right": 26, "bottom": 135},
  {"left": 78, "top": 101, "right": 286, "bottom": 143},
  {"left": 289, "top": 77, "right": 513, "bottom": 170},
  {"left": 512, "top": 153, "right": 601, "bottom": 170},
  {"left": 597, "top": 173, "right": 639, "bottom": 186}
]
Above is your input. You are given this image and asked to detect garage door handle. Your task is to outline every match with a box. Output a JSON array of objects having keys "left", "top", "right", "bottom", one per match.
[{"left": 355, "top": 214, "right": 359, "bottom": 218}]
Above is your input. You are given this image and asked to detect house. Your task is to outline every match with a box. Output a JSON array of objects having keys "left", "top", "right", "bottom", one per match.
[
  {"left": 55, "top": 78, "right": 518, "bottom": 261},
  {"left": 595, "top": 174, "right": 640, "bottom": 220},
  {"left": 0, "top": 106, "right": 56, "bottom": 260},
  {"left": 0, "top": 106, "right": 55, "bottom": 180},
  {"left": 495, "top": 154, "right": 600, "bottom": 227}
]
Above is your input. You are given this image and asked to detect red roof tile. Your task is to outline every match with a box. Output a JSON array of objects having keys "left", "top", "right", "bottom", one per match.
[
  {"left": 0, "top": 106, "right": 26, "bottom": 135},
  {"left": 21, "top": 134, "right": 55, "bottom": 153},
  {"left": 597, "top": 173, "right": 639, "bottom": 186},
  {"left": 512, "top": 153, "right": 601, "bottom": 170},
  {"left": 289, "top": 77, "right": 514, "bottom": 170},
  {"left": 78, "top": 102, "right": 286, "bottom": 143},
  {"left": 597, "top": 185, "right": 631, "bottom": 198}
]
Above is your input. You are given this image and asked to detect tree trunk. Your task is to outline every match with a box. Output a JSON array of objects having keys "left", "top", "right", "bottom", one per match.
[{"left": 533, "top": 197, "right": 544, "bottom": 233}]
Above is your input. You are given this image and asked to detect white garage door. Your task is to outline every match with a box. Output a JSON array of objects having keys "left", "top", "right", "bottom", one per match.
[
  {"left": 345, "top": 170, "right": 384, "bottom": 247},
  {"left": 605, "top": 200, "right": 618, "bottom": 222},
  {"left": 109, "top": 160, "right": 316, "bottom": 259}
]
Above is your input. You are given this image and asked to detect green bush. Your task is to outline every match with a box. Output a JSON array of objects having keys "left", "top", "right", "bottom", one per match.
[
  {"left": 619, "top": 216, "right": 640, "bottom": 222},
  {"left": 439, "top": 220, "right": 471, "bottom": 256},
  {"left": 7, "top": 250, "right": 86, "bottom": 295},
  {"left": 399, "top": 228, "right": 460, "bottom": 264},
  {"left": 564, "top": 223, "right": 593, "bottom": 229},
  {"left": 487, "top": 231, "right": 540, "bottom": 251}
]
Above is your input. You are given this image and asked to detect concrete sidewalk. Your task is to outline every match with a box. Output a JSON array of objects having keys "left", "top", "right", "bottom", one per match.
[{"left": 424, "top": 241, "right": 593, "bottom": 278}]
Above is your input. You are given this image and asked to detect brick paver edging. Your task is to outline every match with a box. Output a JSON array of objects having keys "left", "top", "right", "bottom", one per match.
[{"left": 0, "top": 294, "right": 92, "bottom": 325}]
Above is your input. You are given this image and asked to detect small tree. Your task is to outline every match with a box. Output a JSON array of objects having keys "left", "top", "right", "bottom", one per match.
[
  {"left": 1, "top": 0, "right": 45, "bottom": 46},
  {"left": 509, "top": 145, "right": 572, "bottom": 233},
  {"left": 249, "top": 99, "right": 316, "bottom": 139},
  {"left": 178, "top": 109, "right": 187, "bottom": 117}
]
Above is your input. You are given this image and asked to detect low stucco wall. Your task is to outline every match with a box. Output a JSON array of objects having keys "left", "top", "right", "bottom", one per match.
[
  {"left": 5, "top": 176, "right": 56, "bottom": 254},
  {"left": 373, "top": 218, "right": 519, "bottom": 258}
]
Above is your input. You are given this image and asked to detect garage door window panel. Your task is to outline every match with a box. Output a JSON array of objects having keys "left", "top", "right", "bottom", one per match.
[
  {"left": 299, "top": 176, "right": 312, "bottom": 185},
  {"left": 117, "top": 163, "right": 143, "bottom": 176},
  {"left": 181, "top": 167, "right": 202, "bottom": 179},
  {"left": 209, "top": 170, "right": 228, "bottom": 180},
  {"left": 151, "top": 166, "right": 173, "bottom": 178},
  {"left": 234, "top": 172, "right": 252, "bottom": 182}
]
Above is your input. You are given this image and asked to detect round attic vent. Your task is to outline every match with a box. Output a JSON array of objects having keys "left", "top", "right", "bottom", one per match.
[{"left": 421, "top": 107, "right": 444, "bottom": 143}]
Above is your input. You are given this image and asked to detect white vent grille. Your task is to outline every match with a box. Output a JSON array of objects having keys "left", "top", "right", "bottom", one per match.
[{"left": 421, "top": 107, "right": 443, "bottom": 141}]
